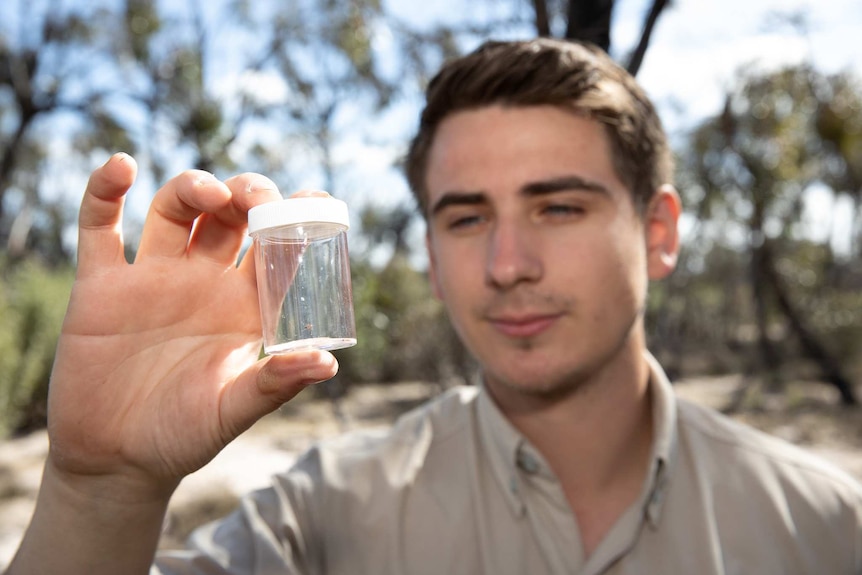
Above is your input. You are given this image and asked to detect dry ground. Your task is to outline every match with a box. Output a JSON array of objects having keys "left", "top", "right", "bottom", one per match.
[{"left": 1, "top": 376, "right": 860, "bottom": 568}]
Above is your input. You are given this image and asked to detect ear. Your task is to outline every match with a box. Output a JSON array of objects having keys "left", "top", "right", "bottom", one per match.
[
  {"left": 426, "top": 233, "right": 444, "bottom": 300},
  {"left": 645, "top": 185, "right": 682, "bottom": 280}
]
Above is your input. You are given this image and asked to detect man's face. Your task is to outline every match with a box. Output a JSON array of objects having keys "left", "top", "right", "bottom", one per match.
[{"left": 425, "top": 105, "right": 676, "bottom": 401}]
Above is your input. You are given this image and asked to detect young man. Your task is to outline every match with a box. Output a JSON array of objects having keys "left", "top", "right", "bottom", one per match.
[{"left": 9, "top": 39, "right": 862, "bottom": 575}]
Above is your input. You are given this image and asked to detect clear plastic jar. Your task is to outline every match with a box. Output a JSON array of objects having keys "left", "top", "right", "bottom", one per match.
[{"left": 248, "top": 196, "right": 357, "bottom": 354}]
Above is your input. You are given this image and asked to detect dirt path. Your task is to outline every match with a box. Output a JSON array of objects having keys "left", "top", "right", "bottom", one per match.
[{"left": 1, "top": 377, "right": 860, "bottom": 567}]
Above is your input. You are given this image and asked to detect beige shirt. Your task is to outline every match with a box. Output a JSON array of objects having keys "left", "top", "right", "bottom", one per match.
[{"left": 154, "top": 355, "right": 862, "bottom": 574}]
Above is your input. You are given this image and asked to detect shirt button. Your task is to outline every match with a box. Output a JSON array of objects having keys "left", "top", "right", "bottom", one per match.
[{"left": 516, "top": 450, "right": 540, "bottom": 474}]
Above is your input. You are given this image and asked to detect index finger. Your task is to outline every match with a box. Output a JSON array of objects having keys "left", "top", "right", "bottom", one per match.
[{"left": 76, "top": 153, "right": 137, "bottom": 276}]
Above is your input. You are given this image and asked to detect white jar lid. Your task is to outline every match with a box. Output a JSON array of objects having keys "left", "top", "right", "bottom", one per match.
[{"left": 248, "top": 196, "right": 350, "bottom": 235}]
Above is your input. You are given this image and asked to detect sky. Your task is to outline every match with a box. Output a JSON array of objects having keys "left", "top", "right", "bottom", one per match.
[{"left": 626, "top": 0, "right": 862, "bottom": 136}]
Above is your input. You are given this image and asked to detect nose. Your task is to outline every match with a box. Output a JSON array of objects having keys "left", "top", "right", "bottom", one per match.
[{"left": 485, "top": 219, "right": 543, "bottom": 289}]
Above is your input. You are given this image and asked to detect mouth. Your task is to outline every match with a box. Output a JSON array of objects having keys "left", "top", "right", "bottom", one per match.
[{"left": 487, "top": 313, "right": 561, "bottom": 339}]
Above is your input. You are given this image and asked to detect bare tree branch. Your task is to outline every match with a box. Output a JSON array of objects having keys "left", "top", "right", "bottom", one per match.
[
  {"left": 626, "top": 0, "right": 670, "bottom": 76},
  {"left": 532, "top": 0, "right": 551, "bottom": 37},
  {"left": 565, "top": 0, "right": 614, "bottom": 52}
]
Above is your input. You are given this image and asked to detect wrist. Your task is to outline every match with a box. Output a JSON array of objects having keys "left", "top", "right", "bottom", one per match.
[
  {"left": 42, "top": 455, "right": 179, "bottom": 510},
  {"left": 7, "top": 459, "right": 177, "bottom": 575}
]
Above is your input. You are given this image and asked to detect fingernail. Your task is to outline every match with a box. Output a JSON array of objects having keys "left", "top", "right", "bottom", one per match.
[
  {"left": 195, "top": 171, "right": 220, "bottom": 186},
  {"left": 300, "top": 352, "right": 338, "bottom": 384},
  {"left": 259, "top": 354, "right": 337, "bottom": 395},
  {"left": 247, "top": 182, "right": 279, "bottom": 195},
  {"left": 104, "top": 152, "right": 128, "bottom": 166}
]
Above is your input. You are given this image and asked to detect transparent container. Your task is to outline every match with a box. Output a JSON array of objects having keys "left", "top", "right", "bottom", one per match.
[{"left": 248, "top": 196, "right": 357, "bottom": 354}]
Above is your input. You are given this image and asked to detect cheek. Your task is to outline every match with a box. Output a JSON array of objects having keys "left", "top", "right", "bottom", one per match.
[
  {"left": 428, "top": 242, "right": 476, "bottom": 303},
  {"left": 435, "top": 258, "right": 474, "bottom": 303},
  {"left": 577, "top": 230, "right": 648, "bottom": 300},
  {"left": 606, "top": 239, "right": 649, "bottom": 302}
]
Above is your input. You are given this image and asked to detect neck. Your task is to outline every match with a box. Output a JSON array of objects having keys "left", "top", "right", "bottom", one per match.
[
  {"left": 487, "top": 342, "right": 654, "bottom": 492},
  {"left": 487, "top": 343, "right": 655, "bottom": 558}
]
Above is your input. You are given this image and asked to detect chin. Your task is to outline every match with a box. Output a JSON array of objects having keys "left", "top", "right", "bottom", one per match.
[{"left": 486, "top": 364, "right": 592, "bottom": 400}]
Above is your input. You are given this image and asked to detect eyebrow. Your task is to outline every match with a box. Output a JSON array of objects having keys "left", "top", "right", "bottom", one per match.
[
  {"left": 429, "top": 175, "right": 610, "bottom": 217},
  {"left": 430, "top": 191, "right": 486, "bottom": 217},
  {"left": 522, "top": 175, "right": 610, "bottom": 197}
]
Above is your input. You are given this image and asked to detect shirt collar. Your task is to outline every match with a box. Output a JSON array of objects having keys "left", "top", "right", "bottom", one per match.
[
  {"left": 643, "top": 351, "right": 679, "bottom": 527},
  {"left": 474, "top": 351, "right": 680, "bottom": 524},
  {"left": 476, "top": 385, "right": 529, "bottom": 517}
]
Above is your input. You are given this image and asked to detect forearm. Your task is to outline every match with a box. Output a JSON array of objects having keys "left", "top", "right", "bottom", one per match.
[{"left": 7, "top": 460, "right": 175, "bottom": 575}]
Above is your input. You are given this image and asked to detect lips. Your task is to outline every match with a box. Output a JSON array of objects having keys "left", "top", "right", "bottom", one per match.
[{"left": 487, "top": 313, "right": 561, "bottom": 338}]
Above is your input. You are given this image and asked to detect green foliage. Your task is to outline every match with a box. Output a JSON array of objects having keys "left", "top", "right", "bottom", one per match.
[
  {"left": 814, "top": 73, "right": 862, "bottom": 191},
  {"left": 124, "top": 0, "right": 162, "bottom": 61},
  {"left": 338, "top": 258, "right": 391, "bottom": 382},
  {"left": 666, "top": 64, "right": 862, "bottom": 395},
  {"left": 335, "top": 3, "right": 376, "bottom": 78},
  {"left": 0, "top": 2, "right": 126, "bottom": 262},
  {"left": 338, "top": 253, "right": 472, "bottom": 386},
  {"left": 0, "top": 258, "right": 74, "bottom": 437}
]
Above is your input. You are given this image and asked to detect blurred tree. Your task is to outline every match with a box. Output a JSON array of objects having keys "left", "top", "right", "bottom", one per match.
[
  {"left": 0, "top": 1, "right": 133, "bottom": 262},
  {"left": 1, "top": 0, "right": 673, "bottom": 267},
  {"left": 0, "top": 257, "right": 74, "bottom": 435},
  {"left": 814, "top": 72, "right": 862, "bottom": 255},
  {"left": 342, "top": 202, "right": 476, "bottom": 387},
  {"left": 114, "top": 0, "right": 398, "bottom": 193},
  {"left": 675, "top": 64, "right": 862, "bottom": 405},
  {"left": 0, "top": 0, "right": 405, "bottom": 263},
  {"left": 0, "top": 0, "right": 406, "bottom": 435}
]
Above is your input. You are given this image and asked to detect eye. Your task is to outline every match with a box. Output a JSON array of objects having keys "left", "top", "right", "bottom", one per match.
[
  {"left": 446, "top": 213, "right": 486, "bottom": 231},
  {"left": 432, "top": 205, "right": 490, "bottom": 235},
  {"left": 541, "top": 204, "right": 585, "bottom": 218}
]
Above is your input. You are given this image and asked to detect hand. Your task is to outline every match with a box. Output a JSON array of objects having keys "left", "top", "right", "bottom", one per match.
[{"left": 46, "top": 153, "right": 338, "bottom": 498}]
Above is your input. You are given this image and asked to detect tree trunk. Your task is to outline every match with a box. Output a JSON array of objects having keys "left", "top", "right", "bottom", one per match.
[
  {"left": 565, "top": 0, "right": 615, "bottom": 51},
  {"left": 0, "top": 111, "right": 35, "bottom": 228},
  {"left": 760, "top": 239, "right": 859, "bottom": 406},
  {"left": 626, "top": 0, "right": 670, "bottom": 76},
  {"left": 748, "top": 192, "right": 784, "bottom": 392},
  {"left": 532, "top": 0, "right": 551, "bottom": 36},
  {"left": 750, "top": 238, "right": 784, "bottom": 390}
]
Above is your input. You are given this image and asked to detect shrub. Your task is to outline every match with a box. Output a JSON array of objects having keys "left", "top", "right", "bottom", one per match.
[{"left": 0, "top": 257, "right": 74, "bottom": 437}]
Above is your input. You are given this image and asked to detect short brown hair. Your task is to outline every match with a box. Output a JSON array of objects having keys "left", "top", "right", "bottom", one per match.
[{"left": 405, "top": 38, "right": 674, "bottom": 217}]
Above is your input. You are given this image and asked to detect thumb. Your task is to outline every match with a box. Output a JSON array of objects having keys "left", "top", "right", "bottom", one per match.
[{"left": 219, "top": 350, "right": 339, "bottom": 439}]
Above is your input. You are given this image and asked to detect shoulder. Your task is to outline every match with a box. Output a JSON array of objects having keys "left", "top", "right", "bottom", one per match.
[
  {"left": 320, "top": 385, "right": 478, "bottom": 457},
  {"left": 676, "top": 397, "right": 862, "bottom": 505},
  {"left": 284, "top": 386, "right": 480, "bottom": 486},
  {"left": 671, "top": 398, "right": 862, "bottom": 571}
]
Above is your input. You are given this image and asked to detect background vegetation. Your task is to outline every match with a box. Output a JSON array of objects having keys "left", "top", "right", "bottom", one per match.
[{"left": 0, "top": 0, "right": 860, "bottom": 436}]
